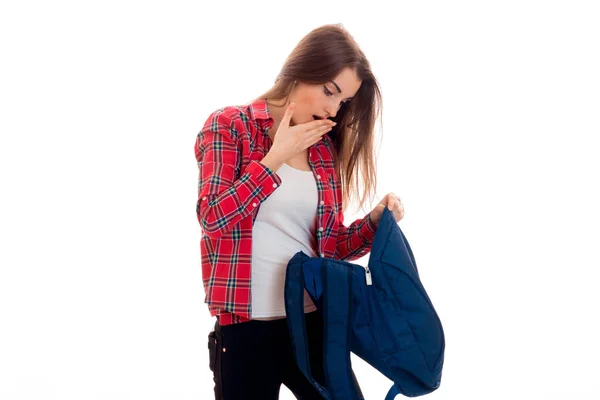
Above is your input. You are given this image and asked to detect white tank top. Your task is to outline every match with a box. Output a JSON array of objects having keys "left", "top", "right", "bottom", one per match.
[{"left": 251, "top": 163, "right": 318, "bottom": 319}]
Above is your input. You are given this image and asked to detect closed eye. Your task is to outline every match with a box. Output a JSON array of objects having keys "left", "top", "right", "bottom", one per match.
[{"left": 323, "top": 86, "right": 349, "bottom": 107}]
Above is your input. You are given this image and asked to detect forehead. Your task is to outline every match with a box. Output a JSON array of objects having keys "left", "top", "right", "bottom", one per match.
[{"left": 330, "top": 68, "right": 361, "bottom": 96}]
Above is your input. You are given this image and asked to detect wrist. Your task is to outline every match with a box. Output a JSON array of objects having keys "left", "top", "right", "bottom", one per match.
[
  {"left": 367, "top": 212, "right": 379, "bottom": 229},
  {"left": 261, "top": 152, "right": 284, "bottom": 172}
]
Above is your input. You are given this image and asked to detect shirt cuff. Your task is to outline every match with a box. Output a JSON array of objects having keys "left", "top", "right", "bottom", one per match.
[
  {"left": 244, "top": 160, "right": 282, "bottom": 202},
  {"left": 361, "top": 212, "right": 378, "bottom": 243}
]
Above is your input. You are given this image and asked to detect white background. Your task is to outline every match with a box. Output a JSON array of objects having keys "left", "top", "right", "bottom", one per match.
[{"left": 1, "top": 0, "right": 599, "bottom": 399}]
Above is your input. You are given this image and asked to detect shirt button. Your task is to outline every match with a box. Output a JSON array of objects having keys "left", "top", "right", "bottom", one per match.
[
  {"left": 252, "top": 202, "right": 257, "bottom": 207},
  {"left": 318, "top": 227, "right": 324, "bottom": 232},
  {"left": 320, "top": 253, "right": 325, "bottom": 258},
  {"left": 320, "top": 200, "right": 324, "bottom": 206},
  {"left": 272, "top": 183, "right": 278, "bottom": 188},
  {"left": 202, "top": 196, "right": 207, "bottom": 200},
  {"left": 316, "top": 175, "right": 321, "bottom": 180}
]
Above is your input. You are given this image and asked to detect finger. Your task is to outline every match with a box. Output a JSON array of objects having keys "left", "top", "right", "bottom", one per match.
[
  {"left": 280, "top": 102, "right": 296, "bottom": 128},
  {"left": 308, "top": 123, "right": 334, "bottom": 135},
  {"left": 390, "top": 193, "right": 403, "bottom": 210},
  {"left": 310, "top": 124, "right": 335, "bottom": 142},
  {"left": 310, "top": 133, "right": 329, "bottom": 146},
  {"left": 389, "top": 196, "right": 402, "bottom": 211},
  {"left": 307, "top": 126, "right": 333, "bottom": 143},
  {"left": 300, "top": 119, "right": 336, "bottom": 132}
]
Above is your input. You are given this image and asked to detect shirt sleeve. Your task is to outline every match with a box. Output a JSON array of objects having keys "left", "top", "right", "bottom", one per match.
[
  {"left": 334, "top": 209, "right": 378, "bottom": 261},
  {"left": 195, "top": 109, "right": 281, "bottom": 239}
]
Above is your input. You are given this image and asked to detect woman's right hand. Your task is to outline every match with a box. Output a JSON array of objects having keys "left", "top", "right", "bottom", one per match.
[{"left": 268, "top": 102, "right": 336, "bottom": 162}]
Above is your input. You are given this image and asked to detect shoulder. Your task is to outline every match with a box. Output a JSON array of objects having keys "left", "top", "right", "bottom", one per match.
[{"left": 201, "top": 104, "right": 254, "bottom": 141}]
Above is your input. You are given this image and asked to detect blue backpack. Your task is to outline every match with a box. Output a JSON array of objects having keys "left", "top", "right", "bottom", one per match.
[{"left": 284, "top": 207, "right": 445, "bottom": 399}]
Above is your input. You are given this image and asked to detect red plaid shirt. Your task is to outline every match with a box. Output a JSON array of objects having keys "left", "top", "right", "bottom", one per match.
[{"left": 195, "top": 99, "right": 377, "bottom": 325}]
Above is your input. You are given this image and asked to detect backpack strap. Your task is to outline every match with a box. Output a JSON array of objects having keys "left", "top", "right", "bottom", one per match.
[
  {"left": 386, "top": 384, "right": 400, "bottom": 400},
  {"left": 322, "top": 260, "right": 363, "bottom": 399},
  {"left": 285, "top": 258, "right": 330, "bottom": 398},
  {"left": 285, "top": 258, "right": 363, "bottom": 400}
]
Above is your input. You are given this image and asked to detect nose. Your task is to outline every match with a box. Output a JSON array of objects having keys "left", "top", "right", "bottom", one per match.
[{"left": 324, "top": 100, "right": 340, "bottom": 119}]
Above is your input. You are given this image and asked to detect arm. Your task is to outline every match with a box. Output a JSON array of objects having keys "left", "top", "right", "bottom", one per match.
[
  {"left": 334, "top": 209, "right": 378, "bottom": 261},
  {"left": 195, "top": 110, "right": 281, "bottom": 240}
]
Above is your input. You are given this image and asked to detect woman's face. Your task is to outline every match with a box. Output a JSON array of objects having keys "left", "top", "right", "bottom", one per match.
[{"left": 289, "top": 67, "right": 362, "bottom": 125}]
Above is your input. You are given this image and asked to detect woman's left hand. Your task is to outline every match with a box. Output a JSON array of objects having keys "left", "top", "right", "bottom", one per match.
[{"left": 368, "top": 192, "right": 405, "bottom": 227}]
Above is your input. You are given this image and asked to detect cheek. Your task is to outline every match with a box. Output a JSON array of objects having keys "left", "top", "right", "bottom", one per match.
[
  {"left": 291, "top": 94, "right": 318, "bottom": 123},
  {"left": 289, "top": 87, "right": 325, "bottom": 125},
  {"left": 295, "top": 88, "right": 322, "bottom": 109}
]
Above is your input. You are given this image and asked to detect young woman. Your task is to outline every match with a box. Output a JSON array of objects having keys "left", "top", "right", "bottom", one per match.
[{"left": 196, "top": 24, "right": 405, "bottom": 399}]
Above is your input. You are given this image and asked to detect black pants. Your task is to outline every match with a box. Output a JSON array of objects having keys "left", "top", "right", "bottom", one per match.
[{"left": 207, "top": 310, "right": 327, "bottom": 399}]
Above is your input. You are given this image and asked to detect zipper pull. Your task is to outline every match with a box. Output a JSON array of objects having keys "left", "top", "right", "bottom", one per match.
[{"left": 365, "top": 266, "right": 372, "bottom": 286}]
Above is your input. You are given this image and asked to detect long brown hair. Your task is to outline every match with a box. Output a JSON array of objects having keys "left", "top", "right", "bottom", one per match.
[{"left": 255, "top": 24, "right": 382, "bottom": 214}]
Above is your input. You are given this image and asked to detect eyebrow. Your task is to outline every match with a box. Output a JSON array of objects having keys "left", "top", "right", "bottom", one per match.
[{"left": 328, "top": 80, "right": 354, "bottom": 100}]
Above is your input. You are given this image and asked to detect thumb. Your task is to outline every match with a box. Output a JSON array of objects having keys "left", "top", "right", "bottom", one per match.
[{"left": 281, "top": 102, "right": 296, "bottom": 127}]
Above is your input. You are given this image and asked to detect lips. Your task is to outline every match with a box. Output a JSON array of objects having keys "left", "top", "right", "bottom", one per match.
[{"left": 313, "top": 115, "right": 325, "bottom": 120}]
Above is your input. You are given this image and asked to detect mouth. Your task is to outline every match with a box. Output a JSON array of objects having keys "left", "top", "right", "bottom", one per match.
[{"left": 313, "top": 115, "right": 326, "bottom": 121}]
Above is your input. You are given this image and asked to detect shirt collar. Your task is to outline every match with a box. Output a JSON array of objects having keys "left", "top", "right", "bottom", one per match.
[{"left": 248, "top": 99, "right": 274, "bottom": 131}]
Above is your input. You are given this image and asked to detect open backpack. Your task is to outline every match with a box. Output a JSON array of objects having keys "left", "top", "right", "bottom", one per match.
[{"left": 284, "top": 207, "right": 445, "bottom": 399}]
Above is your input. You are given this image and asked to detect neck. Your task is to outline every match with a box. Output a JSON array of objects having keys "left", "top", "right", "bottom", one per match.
[{"left": 265, "top": 99, "right": 293, "bottom": 140}]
